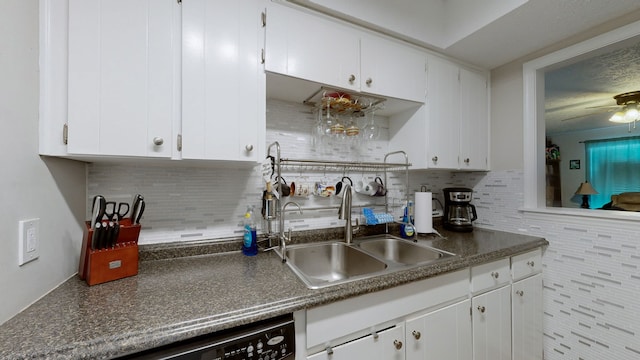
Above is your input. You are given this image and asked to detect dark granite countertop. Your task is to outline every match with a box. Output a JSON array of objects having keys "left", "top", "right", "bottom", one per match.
[{"left": 0, "top": 228, "right": 547, "bottom": 359}]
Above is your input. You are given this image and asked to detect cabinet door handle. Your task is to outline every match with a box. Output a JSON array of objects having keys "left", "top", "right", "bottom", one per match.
[
  {"left": 366, "top": 78, "right": 373, "bottom": 86},
  {"left": 393, "top": 340, "right": 403, "bottom": 350},
  {"left": 153, "top": 137, "right": 164, "bottom": 146},
  {"left": 527, "top": 260, "right": 535, "bottom": 267},
  {"left": 245, "top": 144, "right": 254, "bottom": 152},
  {"left": 348, "top": 74, "right": 356, "bottom": 83},
  {"left": 325, "top": 346, "right": 334, "bottom": 355},
  {"left": 477, "top": 305, "right": 486, "bottom": 313},
  {"left": 432, "top": 156, "right": 438, "bottom": 162},
  {"left": 412, "top": 330, "right": 421, "bottom": 340},
  {"left": 491, "top": 271, "right": 499, "bottom": 279},
  {"left": 464, "top": 158, "right": 470, "bottom": 164},
  {"left": 516, "top": 290, "right": 524, "bottom": 296}
]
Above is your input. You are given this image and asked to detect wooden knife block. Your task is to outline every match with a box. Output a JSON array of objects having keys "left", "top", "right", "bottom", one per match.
[{"left": 79, "top": 220, "right": 141, "bottom": 286}]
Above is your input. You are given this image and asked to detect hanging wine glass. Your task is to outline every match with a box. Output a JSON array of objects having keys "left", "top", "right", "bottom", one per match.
[{"left": 362, "top": 108, "right": 380, "bottom": 141}]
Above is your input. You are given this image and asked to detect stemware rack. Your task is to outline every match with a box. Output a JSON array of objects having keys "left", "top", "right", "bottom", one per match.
[
  {"left": 265, "top": 141, "right": 411, "bottom": 239},
  {"left": 303, "top": 86, "right": 386, "bottom": 117}
]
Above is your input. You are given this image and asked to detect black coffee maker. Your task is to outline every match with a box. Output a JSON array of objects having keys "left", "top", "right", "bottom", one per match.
[{"left": 443, "top": 187, "right": 477, "bottom": 232}]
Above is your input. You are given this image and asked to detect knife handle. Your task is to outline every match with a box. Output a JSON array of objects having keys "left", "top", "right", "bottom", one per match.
[
  {"left": 133, "top": 200, "right": 145, "bottom": 225},
  {"left": 91, "top": 222, "right": 102, "bottom": 250},
  {"left": 130, "top": 194, "right": 144, "bottom": 223}
]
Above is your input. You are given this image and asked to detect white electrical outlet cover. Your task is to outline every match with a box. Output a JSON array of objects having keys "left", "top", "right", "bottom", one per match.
[{"left": 19, "top": 218, "right": 40, "bottom": 266}]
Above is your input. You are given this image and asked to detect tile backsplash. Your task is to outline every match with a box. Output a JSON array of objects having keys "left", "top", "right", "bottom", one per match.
[{"left": 88, "top": 99, "right": 461, "bottom": 244}]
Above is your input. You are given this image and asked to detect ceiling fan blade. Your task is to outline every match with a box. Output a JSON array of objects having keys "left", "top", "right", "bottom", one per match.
[
  {"left": 559, "top": 108, "right": 616, "bottom": 121},
  {"left": 585, "top": 104, "right": 622, "bottom": 110}
]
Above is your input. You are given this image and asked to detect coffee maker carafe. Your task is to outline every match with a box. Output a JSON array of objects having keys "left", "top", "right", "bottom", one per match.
[{"left": 443, "top": 187, "right": 477, "bottom": 232}]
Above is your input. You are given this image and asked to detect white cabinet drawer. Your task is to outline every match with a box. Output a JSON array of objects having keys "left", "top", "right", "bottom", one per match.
[
  {"left": 471, "top": 258, "right": 510, "bottom": 294},
  {"left": 511, "top": 248, "right": 542, "bottom": 281}
]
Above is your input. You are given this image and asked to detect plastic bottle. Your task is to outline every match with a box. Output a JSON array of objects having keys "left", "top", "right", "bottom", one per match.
[
  {"left": 242, "top": 206, "right": 258, "bottom": 256},
  {"left": 400, "top": 202, "right": 415, "bottom": 239}
]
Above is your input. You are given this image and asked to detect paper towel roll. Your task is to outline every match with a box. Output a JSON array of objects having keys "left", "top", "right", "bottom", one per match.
[{"left": 414, "top": 192, "right": 433, "bottom": 233}]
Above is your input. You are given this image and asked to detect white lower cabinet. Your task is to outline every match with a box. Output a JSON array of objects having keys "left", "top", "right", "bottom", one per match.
[
  {"left": 472, "top": 285, "right": 512, "bottom": 360},
  {"left": 405, "top": 299, "right": 472, "bottom": 360},
  {"left": 512, "top": 274, "right": 543, "bottom": 360},
  {"left": 307, "top": 324, "right": 405, "bottom": 360},
  {"left": 299, "top": 248, "right": 544, "bottom": 360}
]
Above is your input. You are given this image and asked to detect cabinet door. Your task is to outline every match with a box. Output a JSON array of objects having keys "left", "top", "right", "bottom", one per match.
[
  {"left": 265, "top": 3, "right": 360, "bottom": 91},
  {"left": 307, "top": 325, "right": 405, "bottom": 360},
  {"left": 406, "top": 299, "right": 472, "bottom": 360},
  {"left": 512, "top": 274, "right": 542, "bottom": 360},
  {"left": 459, "top": 68, "right": 489, "bottom": 170},
  {"left": 182, "top": 0, "right": 264, "bottom": 162},
  {"left": 425, "top": 55, "right": 460, "bottom": 169},
  {"left": 472, "top": 286, "right": 512, "bottom": 360},
  {"left": 360, "top": 35, "right": 426, "bottom": 103},
  {"left": 67, "top": 0, "right": 177, "bottom": 157}
]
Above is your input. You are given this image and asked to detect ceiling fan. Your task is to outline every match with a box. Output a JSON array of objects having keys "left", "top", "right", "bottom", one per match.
[
  {"left": 606, "top": 91, "right": 640, "bottom": 123},
  {"left": 560, "top": 91, "right": 640, "bottom": 124}
]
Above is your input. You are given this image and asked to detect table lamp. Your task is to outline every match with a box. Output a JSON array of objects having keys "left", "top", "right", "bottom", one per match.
[{"left": 575, "top": 181, "right": 598, "bottom": 209}]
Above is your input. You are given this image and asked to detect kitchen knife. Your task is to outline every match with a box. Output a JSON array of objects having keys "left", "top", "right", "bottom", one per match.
[
  {"left": 111, "top": 220, "right": 120, "bottom": 247},
  {"left": 133, "top": 199, "right": 145, "bottom": 225},
  {"left": 99, "top": 221, "right": 109, "bottom": 249},
  {"left": 90, "top": 195, "right": 106, "bottom": 229},
  {"left": 130, "top": 194, "right": 144, "bottom": 223},
  {"left": 91, "top": 222, "right": 102, "bottom": 250}
]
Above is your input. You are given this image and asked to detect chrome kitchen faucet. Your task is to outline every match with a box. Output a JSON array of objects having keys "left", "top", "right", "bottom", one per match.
[{"left": 279, "top": 201, "right": 302, "bottom": 262}]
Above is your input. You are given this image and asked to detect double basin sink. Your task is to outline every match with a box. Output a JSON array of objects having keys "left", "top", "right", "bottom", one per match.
[{"left": 278, "top": 235, "right": 456, "bottom": 289}]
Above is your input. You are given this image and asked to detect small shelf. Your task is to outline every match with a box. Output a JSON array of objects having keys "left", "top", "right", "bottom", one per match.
[
  {"left": 303, "top": 86, "right": 386, "bottom": 116},
  {"left": 279, "top": 158, "right": 411, "bottom": 172}
]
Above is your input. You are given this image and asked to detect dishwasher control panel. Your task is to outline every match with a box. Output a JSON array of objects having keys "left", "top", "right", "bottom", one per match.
[
  {"left": 207, "top": 318, "right": 295, "bottom": 360},
  {"left": 121, "top": 314, "right": 295, "bottom": 360}
]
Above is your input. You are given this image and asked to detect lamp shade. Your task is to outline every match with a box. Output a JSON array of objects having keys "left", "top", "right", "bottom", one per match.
[{"left": 575, "top": 181, "right": 598, "bottom": 195}]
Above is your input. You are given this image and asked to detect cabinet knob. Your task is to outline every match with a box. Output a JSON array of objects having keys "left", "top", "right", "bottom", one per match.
[
  {"left": 477, "top": 305, "right": 486, "bottom": 313},
  {"left": 245, "top": 144, "right": 254, "bottom": 152},
  {"left": 325, "top": 346, "right": 334, "bottom": 356},
  {"left": 366, "top": 78, "right": 373, "bottom": 86},
  {"left": 527, "top": 260, "right": 535, "bottom": 267},
  {"left": 464, "top": 158, "right": 470, "bottom": 164},
  {"left": 348, "top": 74, "right": 356, "bottom": 83},
  {"left": 153, "top": 137, "right": 164, "bottom": 146},
  {"left": 432, "top": 156, "right": 438, "bottom": 162},
  {"left": 516, "top": 290, "right": 524, "bottom": 297},
  {"left": 393, "top": 340, "right": 403, "bottom": 350},
  {"left": 412, "top": 330, "right": 421, "bottom": 340},
  {"left": 491, "top": 271, "right": 499, "bottom": 279}
]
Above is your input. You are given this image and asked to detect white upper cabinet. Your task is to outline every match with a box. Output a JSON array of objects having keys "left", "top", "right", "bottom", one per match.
[
  {"left": 389, "top": 55, "right": 489, "bottom": 170},
  {"left": 360, "top": 34, "right": 426, "bottom": 103},
  {"left": 459, "top": 67, "right": 489, "bottom": 170},
  {"left": 425, "top": 55, "right": 461, "bottom": 169},
  {"left": 181, "top": 0, "right": 265, "bottom": 162},
  {"left": 66, "top": 0, "right": 179, "bottom": 158},
  {"left": 265, "top": 3, "right": 425, "bottom": 103},
  {"left": 265, "top": 3, "right": 360, "bottom": 92}
]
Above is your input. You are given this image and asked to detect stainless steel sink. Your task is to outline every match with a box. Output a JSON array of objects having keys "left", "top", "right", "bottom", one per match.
[
  {"left": 284, "top": 242, "right": 388, "bottom": 289},
  {"left": 280, "top": 235, "right": 457, "bottom": 289},
  {"left": 356, "top": 236, "right": 455, "bottom": 265}
]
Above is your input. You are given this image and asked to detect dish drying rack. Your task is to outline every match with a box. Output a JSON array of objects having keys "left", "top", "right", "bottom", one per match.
[{"left": 265, "top": 141, "right": 411, "bottom": 242}]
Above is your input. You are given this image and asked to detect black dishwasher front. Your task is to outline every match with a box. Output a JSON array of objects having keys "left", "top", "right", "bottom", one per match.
[{"left": 119, "top": 314, "right": 295, "bottom": 360}]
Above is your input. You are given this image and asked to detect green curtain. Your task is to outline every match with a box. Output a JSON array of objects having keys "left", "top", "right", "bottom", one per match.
[{"left": 585, "top": 136, "right": 640, "bottom": 208}]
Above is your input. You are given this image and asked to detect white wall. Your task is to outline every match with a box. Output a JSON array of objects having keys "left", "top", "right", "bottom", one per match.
[
  {"left": 0, "top": 0, "right": 86, "bottom": 325},
  {"left": 490, "top": 14, "right": 640, "bottom": 359}
]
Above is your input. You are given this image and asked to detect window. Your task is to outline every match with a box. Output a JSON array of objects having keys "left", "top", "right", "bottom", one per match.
[{"left": 585, "top": 136, "right": 640, "bottom": 208}]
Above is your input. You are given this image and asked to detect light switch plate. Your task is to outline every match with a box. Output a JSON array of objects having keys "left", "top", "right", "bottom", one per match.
[{"left": 19, "top": 218, "right": 40, "bottom": 266}]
